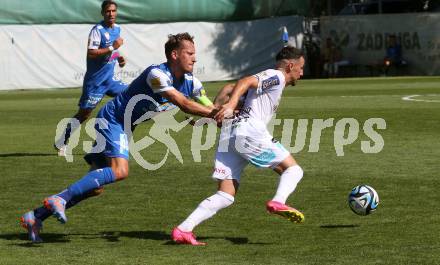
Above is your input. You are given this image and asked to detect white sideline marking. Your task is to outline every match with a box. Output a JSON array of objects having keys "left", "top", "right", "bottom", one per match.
[
  {"left": 402, "top": 94, "right": 440, "bottom": 103},
  {"left": 284, "top": 95, "right": 402, "bottom": 99}
]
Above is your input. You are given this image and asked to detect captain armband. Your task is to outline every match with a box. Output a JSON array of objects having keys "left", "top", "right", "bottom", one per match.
[{"left": 197, "top": 95, "right": 213, "bottom": 106}]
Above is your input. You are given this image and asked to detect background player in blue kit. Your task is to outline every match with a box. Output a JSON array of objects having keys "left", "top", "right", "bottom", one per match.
[
  {"left": 21, "top": 32, "right": 216, "bottom": 243},
  {"left": 55, "top": 1, "right": 127, "bottom": 155}
]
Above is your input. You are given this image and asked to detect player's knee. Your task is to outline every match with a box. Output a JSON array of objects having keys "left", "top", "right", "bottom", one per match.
[
  {"left": 218, "top": 179, "right": 239, "bottom": 197},
  {"left": 274, "top": 155, "right": 298, "bottom": 174},
  {"left": 113, "top": 167, "right": 129, "bottom": 180}
]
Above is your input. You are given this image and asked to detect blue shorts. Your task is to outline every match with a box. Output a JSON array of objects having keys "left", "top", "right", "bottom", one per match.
[
  {"left": 84, "top": 106, "right": 129, "bottom": 166},
  {"left": 79, "top": 76, "right": 127, "bottom": 109}
]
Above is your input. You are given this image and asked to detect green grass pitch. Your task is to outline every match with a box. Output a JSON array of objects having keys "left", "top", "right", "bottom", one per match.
[{"left": 0, "top": 77, "right": 439, "bottom": 264}]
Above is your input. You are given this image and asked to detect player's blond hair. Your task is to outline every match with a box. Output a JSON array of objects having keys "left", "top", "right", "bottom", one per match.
[{"left": 165, "top": 33, "right": 195, "bottom": 60}]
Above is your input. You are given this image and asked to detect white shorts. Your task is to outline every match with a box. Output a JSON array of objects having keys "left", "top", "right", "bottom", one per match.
[{"left": 213, "top": 121, "right": 290, "bottom": 182}]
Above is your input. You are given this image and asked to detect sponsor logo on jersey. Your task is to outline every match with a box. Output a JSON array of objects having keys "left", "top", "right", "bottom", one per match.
[
  {"left": 86, "top": 95, "right": 102, "bottom": 106},
  {"left": 158, "top": 102, "right": 177, "bottom": 112},
  {"left": 150, "top": 77, "right": 162, "bottom": 88},
  {"left": 261, "top": 75, "right": 280, "bottom": 89},
  {"left": 240, "top": 106, "right": 251, "bottom": 115}
]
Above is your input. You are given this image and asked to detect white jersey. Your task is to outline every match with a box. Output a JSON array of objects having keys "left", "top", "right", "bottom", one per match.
[
  {"left": 238, "top": 69, "right": 286, "bottom": 126},
  {"left": 214, "top": 69, "right": 290, "bottom": 180},
  {"left": 219, "top": 68, "right": 286, "bottom": 144}
]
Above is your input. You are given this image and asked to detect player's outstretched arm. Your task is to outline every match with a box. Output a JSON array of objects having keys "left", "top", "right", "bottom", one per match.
[
  {"left": 213, "top": 83, "right": 235, "bottom": 106},
  {"left": 160, "top": 89, "right": 217, "bottom": 118},
  {"left": 214, "top": 76, "right": 258, "bottom": 122}
]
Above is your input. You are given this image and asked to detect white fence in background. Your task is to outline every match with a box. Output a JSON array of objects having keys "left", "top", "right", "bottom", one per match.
[{"left": 0, "top": 16, "right": 304, "bottom": 90}]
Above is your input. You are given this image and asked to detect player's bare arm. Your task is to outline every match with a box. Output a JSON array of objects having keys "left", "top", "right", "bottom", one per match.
[
  {"left": 213, "top": 83, "right": 245, "bottom": 116},
  {"left": 214, "top": 76, "right": 258, "bottom": 122},
  {"left": 87, "top": 37, "right": 124, "bottom": 59},
  {"left": 213, "top": 83, "right": 235, "bottom": 106},
  {"left": 161, "top": 89, "right": 217, "bottom": 118}
]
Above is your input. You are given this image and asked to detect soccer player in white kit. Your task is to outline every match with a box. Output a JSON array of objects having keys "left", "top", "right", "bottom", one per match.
[{"left": 172, "top": 46, "right": 306, "bottom": 245}]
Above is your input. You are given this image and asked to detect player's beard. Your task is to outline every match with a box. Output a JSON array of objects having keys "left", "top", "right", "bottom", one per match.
[{"left": 289, "top": 79, "right": 297, "bottom": 86}]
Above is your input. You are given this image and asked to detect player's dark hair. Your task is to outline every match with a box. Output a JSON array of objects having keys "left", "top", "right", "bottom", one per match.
[
  {"left": 165, "top": 33, "right": 194, "bottom": 60},
  {"left": 276, "top": 46, "right": 303, "bottom": 61},
  {"left": 101, "top": 0, "right": 117, "bottom": 11}
]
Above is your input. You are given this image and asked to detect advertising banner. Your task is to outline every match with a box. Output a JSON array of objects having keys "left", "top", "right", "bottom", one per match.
[{"left": 321, "top": 13, "right": 440, "bottom": 75}]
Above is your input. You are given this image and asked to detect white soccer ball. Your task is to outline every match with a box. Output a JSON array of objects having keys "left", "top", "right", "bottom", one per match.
[{"left": 348, "top": 185, "right": 379, "bottom": 216}]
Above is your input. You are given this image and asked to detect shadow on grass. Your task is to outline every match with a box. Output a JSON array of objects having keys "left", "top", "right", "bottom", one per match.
[
  {"left": 0, "top": 152, "right": 84, "bottom": 158},
  {"left": 0, "top": 153, "right": 57, "bottom": 158},
  {"left": 0, "top": 232, "right": 70, "bottom": 247},
  {"left": 320, "top": 224, "right": 360, "bottom": 229},
  {"left": 0, "top": 231, "right": 171, "bottom": 246},
  {"left": 1, "top": 230, "right": 271, "bottom": 245},
  {"left": 101, "top": 230, "right": 271, "bottom": 245},
  {"left": 100, "top": 230, "right": 170, "bottom": 242},
  {"left": 195, "top": 236, "right": 271, "bottom": 245}
]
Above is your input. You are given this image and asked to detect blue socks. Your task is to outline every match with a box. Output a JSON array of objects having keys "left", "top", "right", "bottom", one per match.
[
  {"left": 33, "top": 167, "right": 116, "bottom": 221},
  {"left": 65, "top": 167, "right": 116, "bottom": 200}
]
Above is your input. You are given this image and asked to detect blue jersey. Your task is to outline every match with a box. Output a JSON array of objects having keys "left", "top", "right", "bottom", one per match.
[
  {"left": 102, "top": 63, "right": 205, "bottom": 127},
  {"left": 85, "top": 63, "right": 209, "bottom": 162},
  {"left": 84, "top": 21, "right": 121, "bottom": 85}
]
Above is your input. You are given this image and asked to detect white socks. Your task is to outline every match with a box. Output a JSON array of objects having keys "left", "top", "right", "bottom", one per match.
[
  {"left": 272, "top": 165, "right": 303, "bottom": 204},
  {"left": 178, "top": 191, "right": 234, "bottom": 232},
  {"left": 177, "top": 166, "right": 303, "bottom": 232}
]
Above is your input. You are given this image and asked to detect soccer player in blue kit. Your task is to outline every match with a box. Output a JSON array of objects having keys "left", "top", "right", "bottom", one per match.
[
  {"left": 20, "top": 32, "right": 216, "bottom": 243},
  {"left": 55, "top": 1, "right": 127, "bottom": 155}
]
